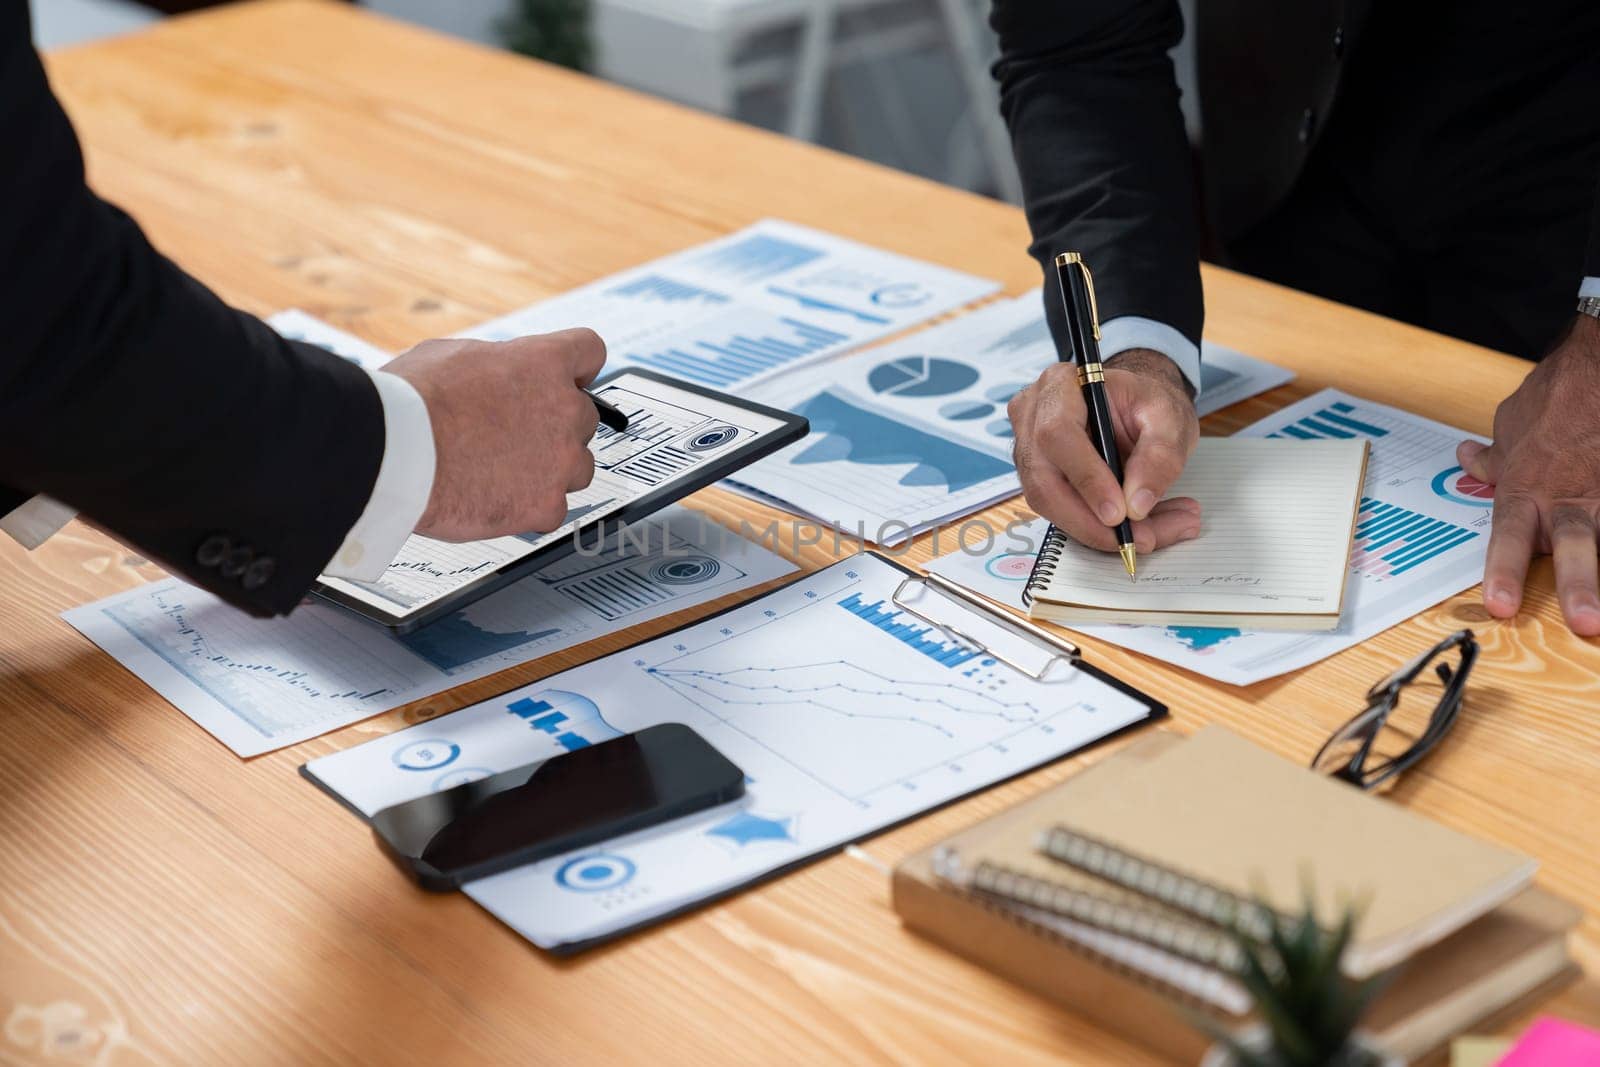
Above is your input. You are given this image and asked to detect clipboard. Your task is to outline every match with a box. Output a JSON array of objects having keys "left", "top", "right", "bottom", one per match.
[
  {"left": 300, "top": 552, "right": 1166, "bottom": 954},
  {"left": 891, "top": 569, "right": 1082, "bottom": 679}
]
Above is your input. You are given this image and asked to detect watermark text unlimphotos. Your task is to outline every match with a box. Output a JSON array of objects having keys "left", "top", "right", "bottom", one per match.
[{"left": 571, "top": 513, "right": 1044, "bottom": 559}]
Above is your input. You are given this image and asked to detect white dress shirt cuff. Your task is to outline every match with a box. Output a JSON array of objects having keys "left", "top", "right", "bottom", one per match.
[
  {"left": 323, "top": 370, "right": 436, "bottom": 583},
  {"left": 1098, "top": 316, "right": 1203, "bottom": 398},
  {"left": 0, "top": 495, "right": 78, "bottom": 549},
  {"left": 1580, "top": 276, "right": 1600, "bottom": 299}
]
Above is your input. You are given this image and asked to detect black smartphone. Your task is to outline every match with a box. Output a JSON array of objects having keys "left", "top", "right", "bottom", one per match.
[{"left": 370, "top": 723, "right": 745, "bottom": 890}]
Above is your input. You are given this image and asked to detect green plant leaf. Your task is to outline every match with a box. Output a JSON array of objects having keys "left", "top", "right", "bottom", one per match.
[
  {"left": 497, "top": 0, "right": 593, "bottom": 71},
  {"left": 1238, "top": 933, "right": 1317, "bottom": 1063},
  {"left": 1221, "top": 892, "right": 1381, "bottom": 1066}
]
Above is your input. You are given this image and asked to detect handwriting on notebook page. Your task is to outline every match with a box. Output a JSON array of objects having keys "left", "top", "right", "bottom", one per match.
[{"left": 1039, "top": 438, "right": 1369, "bottom": 612}]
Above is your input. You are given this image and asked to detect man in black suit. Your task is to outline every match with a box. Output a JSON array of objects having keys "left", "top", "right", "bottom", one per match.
[
  {"left": 2, "top": 2, "right": 602, "bottom": 617},
  {"left": 993, "top": 0, "right": 1600, "bottom": 634}
]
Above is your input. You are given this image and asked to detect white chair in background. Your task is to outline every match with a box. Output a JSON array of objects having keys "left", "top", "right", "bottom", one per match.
[
  {"left": 591, "top": 0, "right": 1022, "bottom": 200},
  {"left": 32, "top": 0, "right": 158, "bottom": 50}
]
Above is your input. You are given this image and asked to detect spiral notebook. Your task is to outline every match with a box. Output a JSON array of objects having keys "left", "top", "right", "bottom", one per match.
[
  {"left": 1023, "top": 437, "right": 1370, "bottom": 631},
  {"left": 896, "top": 731, "right": 1577, "bottom": 1063},
  {"left": 988, "top": 727, "right": 1534, "bottom": 978}
]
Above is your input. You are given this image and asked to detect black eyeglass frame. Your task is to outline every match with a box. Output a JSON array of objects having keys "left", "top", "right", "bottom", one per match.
[{"left": 1311, "top": 628, "right": 1479, "bottom": 791}]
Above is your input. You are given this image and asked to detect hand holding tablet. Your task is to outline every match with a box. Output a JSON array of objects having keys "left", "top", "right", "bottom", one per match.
[
  {"left": 313, "top": 370, "right": 808, "bottom": 632},
  {"left": 383, "top": 329, "right": 608, "bottom": 542}
]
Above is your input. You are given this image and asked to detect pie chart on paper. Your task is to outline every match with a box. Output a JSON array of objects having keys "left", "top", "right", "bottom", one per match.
[
  {"left": 1430, "top": 466, "right": 1496, "bottom": 508},
  {"left": 867, "top": 356, "right": 981, "bottom": 397}
]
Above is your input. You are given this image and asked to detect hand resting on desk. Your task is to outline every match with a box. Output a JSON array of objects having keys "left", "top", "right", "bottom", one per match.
[
  {"left": 1458, "top": 313, "right": 1600, "bottom": 637},
  {"left": 385, "top": 327, "right": 603, "bottom": 541},
  {"left": 1008, "top": 347, "right": 1202, "bottom": 554}
]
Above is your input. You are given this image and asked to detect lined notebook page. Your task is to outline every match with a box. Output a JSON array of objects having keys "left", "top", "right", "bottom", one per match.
[{"left": 1035, "top": 438, "right": 1368, "bottom": 614}]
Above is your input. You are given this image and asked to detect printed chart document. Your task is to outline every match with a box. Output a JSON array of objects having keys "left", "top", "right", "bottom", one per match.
[
  {"left": 64, "top": 506, "right": 794, "bottom": 756},
  {"left": 926, "top": 390, "right": 1492, "bottom": 685},
  {"left": 1024, "top": 438, "right": 1369, "bottom": 631},
  {"left": 464, "top": 219, "right": 999, "bottom": 391},
  {"left": 729, "top": 294, "right": 1293, "bottom": 543},
  {"left": 303, "top": 554, "right": 1159, "bottom": 951}
]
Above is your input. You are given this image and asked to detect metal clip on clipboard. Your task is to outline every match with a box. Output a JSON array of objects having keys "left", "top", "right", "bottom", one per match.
[{"left": 891, "top": 571, "right": 1080, "bottom": 681}]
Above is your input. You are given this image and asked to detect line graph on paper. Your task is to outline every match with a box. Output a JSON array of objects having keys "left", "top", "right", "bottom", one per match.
[
  {"left": 639, "top": 566, "right": 1091, "bottom": 804},
  {"left": 101, "top": 585, "right": 431, "bottom": 738}
]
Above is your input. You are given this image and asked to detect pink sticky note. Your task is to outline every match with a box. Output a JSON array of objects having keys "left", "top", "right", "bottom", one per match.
[{"left": 1496, "top": 1016, "right": 1600, "bottom": 1065}]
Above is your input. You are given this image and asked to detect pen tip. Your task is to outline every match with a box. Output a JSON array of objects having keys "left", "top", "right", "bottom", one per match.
[{"left": 1119, "top": 544, "right": 1137, "bottom": 582}]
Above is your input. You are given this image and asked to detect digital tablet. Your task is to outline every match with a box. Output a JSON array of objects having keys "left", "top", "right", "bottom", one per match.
[{"left": 311, "top": 369, "right": 808, "bottom": 633}]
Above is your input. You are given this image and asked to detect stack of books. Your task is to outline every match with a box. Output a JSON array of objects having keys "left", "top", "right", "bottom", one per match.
[{"left": 893, "top": 728, "right": 1579, "bottom": 1063}]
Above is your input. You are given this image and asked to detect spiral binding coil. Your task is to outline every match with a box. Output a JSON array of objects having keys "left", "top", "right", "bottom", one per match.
[
  {"left": 1021, "top": 524, "right": 1072, "bottom": 606},
  {"left": 931, "top": 847, "right": 1251, "bottom": 1015},
  {"left": 971, "top": 862, "right": 1245, "bottom": 973},
  {"left": 1038, "top": 826, "right": 1277, "bottom": 945}
]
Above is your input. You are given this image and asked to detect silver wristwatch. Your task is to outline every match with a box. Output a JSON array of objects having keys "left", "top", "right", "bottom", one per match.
[{"left": 1580, "top": 295, "right": 1600, "bottom": 321}]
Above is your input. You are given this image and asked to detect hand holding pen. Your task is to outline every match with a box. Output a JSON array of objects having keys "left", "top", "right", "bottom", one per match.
[
  {"left": 589, "top": 391, "right": 630, "bottom": 432},
  {"left": 1004, "top": 253, "right": 1203, "bottom": 570}
]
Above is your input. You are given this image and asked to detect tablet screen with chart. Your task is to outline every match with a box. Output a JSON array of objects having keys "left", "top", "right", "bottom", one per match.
[{"left": 312, "top": 370, "right": 806, "bottom": 632}]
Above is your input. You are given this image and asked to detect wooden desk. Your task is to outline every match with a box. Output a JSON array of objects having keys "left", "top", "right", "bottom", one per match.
[{"left": 4, "top": 2, "right": 1596, "bottom": 1062}]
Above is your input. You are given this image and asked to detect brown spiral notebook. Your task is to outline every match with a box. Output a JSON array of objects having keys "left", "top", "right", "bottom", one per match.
[
  {"left": 1014, "top": 726, "right": 1534, "bottom": 977},
  {"left": 893, "top": 732, "right": 1578, "bottom": 1063}
]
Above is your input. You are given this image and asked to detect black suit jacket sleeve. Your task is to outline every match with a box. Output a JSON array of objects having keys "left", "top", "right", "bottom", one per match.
[
  {"left": 1588, "top": 178, "right": 1600, "bottom": 280},
  {"left": 1, "top": 16, "right": 384, "bottom": 617},
  {"left": 990, "top": 0, "right": 1204, "bottom": 360}
]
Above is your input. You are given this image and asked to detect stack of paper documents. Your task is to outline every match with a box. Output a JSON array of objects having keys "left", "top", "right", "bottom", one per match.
[{"left": 927, "top": 389, "right": 1492, "bottom": 685}]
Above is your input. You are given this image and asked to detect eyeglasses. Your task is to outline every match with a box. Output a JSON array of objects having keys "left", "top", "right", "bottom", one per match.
[{"left": 1311, "top": 629, "right": 1478, "bottom": 791}]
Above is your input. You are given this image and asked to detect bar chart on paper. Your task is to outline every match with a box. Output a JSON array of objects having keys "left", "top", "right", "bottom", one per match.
[
  {"left": 622, "top": 312, "right": 850, "bottom": 389},
  {"left": 837, "top": 591, "right": 981, "bottom": 668},
  {"left": 1351, "top": 498, "right": 1479, "bottom": 579},
  {"left": 1268, "top": 399, "right": 1388, "bottom": 441},
  {"left": 692, "top": 232, "right": 827, "bottom": 280},
  {"left": 1263, "top": 398, "right": 1465, "bottom": 485},
  {"left": 607, "top": 275, "right": 730, "bottom": 306},
  {"left": 461, "top": 220, "right": 999, "bottom": 391},
  {"left": 508, "top": 690, "right": 623, "bottom": 752}
]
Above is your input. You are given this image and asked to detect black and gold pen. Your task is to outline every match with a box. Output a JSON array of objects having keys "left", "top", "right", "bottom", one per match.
[
  {"left": 1053, "top": 251, "right": 1136, "bottom": 580},
  {"left": 588, "top": 391, "right": 630, "bottom": 433}
]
